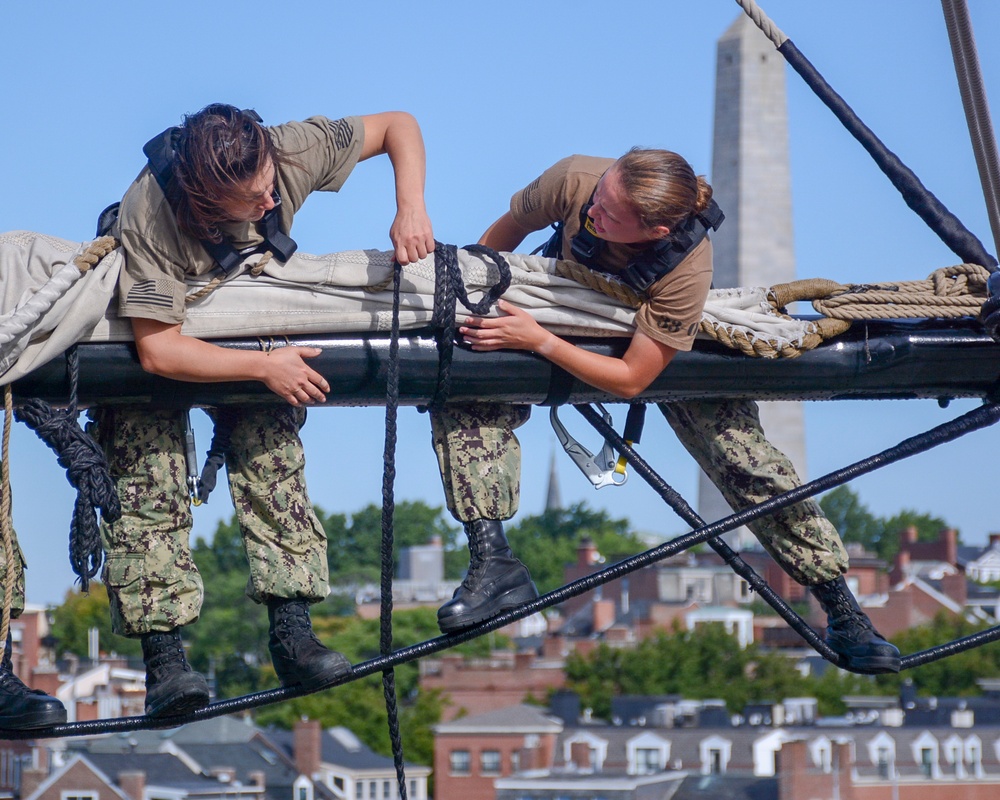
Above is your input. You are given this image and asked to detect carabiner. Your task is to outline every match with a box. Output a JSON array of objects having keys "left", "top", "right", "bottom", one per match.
[
  {"left": 183, "top": 410, "right": 203, "bottom": 506},
  {"left": 549, "top": 405, "right": 627, "bottom": 489}
]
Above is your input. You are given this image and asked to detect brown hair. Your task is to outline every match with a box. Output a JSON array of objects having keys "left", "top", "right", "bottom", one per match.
[
  {"left": 170, "top": 103, "right": 288, "bottom": 242},
  {"left": 613, "top": 147, "right": 713, "bottom": 232}
]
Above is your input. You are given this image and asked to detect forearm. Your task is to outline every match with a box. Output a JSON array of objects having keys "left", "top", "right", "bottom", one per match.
[
  {"left": 136, "top": 333, "right": 269, "bottom": 384},
  {"left": 533, "top": 332, "right": 670, "bottom": 399}
]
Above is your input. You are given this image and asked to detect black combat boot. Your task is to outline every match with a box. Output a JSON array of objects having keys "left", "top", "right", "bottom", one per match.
[
  {"left": 267, "top": 598, "right": 351, "bottom": 690},
  {"left": 0, "top": 632, "right": 66, "bottom": 730},
  {"left": 811, "top": 576, "right": 901, "bottom": 674},
  {"left": 437, "top": 519, "right": 539, "bottom": 634},
  {"left": 140, "top": 629, "right": 210, "bottom": 718}
]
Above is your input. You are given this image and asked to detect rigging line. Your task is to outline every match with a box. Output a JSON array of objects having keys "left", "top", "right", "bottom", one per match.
[
  {"left": 733, "top": 0, "right": 997, "bottom": 270},
  {"left": 942, "top": 0, "right": 1000, "bottom": 258},
  {"left": 379, "top": 258, "right": 407, "bottom": 798},
  {"left": 576, "top": 399, "right": 1000, "bottom": 669},
  {"left": 13, "top": 399, "right": 1000, "bottom": 740}
]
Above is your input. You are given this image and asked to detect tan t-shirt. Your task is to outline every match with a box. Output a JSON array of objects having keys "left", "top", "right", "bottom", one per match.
[
  {"left": 115, "top": 115, "right": 365, "bottom": 324},
  {"left": 510, "top": 155, "right": 714, "bottom": 351}
]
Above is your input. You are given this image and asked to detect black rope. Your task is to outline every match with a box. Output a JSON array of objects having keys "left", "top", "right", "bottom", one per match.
[
  {"left": 426, "top": 242, "right": 511, "bottom": 409},
  {"left": 12, "top": 347, "right": 118, "bottom": 591},
  {"left": 379, "top": 260, "right": 407, "bottom": 798},
  {"left": 776, "top": 38, "right": 997, "bottom": 270}
]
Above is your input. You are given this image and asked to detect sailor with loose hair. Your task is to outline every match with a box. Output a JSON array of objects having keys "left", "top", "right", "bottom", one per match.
[{"left": 94, "top": 103, "right": 434, "bottom": 718}]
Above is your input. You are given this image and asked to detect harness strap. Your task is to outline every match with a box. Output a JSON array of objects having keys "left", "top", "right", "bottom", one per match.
[{"left": 141, "top": 121, "right": 298, "bottom": 276}]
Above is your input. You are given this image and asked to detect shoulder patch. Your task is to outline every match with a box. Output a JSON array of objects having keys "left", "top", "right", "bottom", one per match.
[
  {"left": 518, "top": 177, "right": 542, "bottom": 216},
  {"left": 127, "top": 279, "right": 174, "bottom": 310},
  {"left": 326, "top": 118, "right": 355, "bottom": 150}
]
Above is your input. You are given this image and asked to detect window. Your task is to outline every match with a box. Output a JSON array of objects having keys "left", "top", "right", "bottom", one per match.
[
  {"left": 635, "top": 748, "right": 661, "bottom": 775},
  {"left": 383, "top": 780, "right": 391, "bottom": 798},
  {"left": 369, "top": 781, "right": 378, "bottom": 800},
  {"left": 709, "top": 749, "right": 723, "bottom": 775},
  {"left": 481, "top": 750, "right": 501, "bottom": 774},
  {"left": 511, "top": 751, "right": 520, "bottom": 773},
  {"left": 920, "top": 748, "right": 933, "bottom": 778},
  {"left": 356, "top": 781, "right": 363, "bottom": 799},
  {"left": 450, "top": 750, "right": 471, "bottom": 775},
  {"left": 62, "top": 794, "right": 98, "bottom": 800},
  {"left": 876, "top": 747, "right": 891, "bottom": 779},
  {"left": 408, "top": 780, "right": 417, "bottom": 800},
  {"left": 299, "top": 787, "right": 309, "bottom": 800}
]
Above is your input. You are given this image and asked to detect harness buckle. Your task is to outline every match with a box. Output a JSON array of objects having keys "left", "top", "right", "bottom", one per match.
[{"left": 549, "top": 405, "right": 627, "bottom": 489}]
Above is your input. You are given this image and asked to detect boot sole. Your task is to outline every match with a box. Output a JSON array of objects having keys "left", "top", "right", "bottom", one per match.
[
  {"left": 438, "top": 582, "right": 540, "bottom": 634},
  {"left": 146, "top": 683, "right": 211, "bottom": 718},
  {"left": 281, "top": 657, "right": 352, "bottom": 692},
  {"left": 0, "top": 705, "right": 68, "bottom": 730},
  {"left": 846, "top": 655, "right": 902, "bottom": 675}
]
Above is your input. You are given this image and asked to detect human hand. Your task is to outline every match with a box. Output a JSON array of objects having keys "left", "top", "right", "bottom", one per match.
[
  {"left": 459, "top": 299, "right": 554, "bottom": 354},
  {"left": 261, "top": 347, "right": 330, "bottom": 405},
  {"left": 389, "top": 206, "right": 435, "bottom": 265}
]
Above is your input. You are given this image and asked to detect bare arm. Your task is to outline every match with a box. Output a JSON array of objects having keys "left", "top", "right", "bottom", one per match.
[
  {"left": 358, "top": 111, "right": 435, "bottom": 264},
  {"left": 479, "top": 211, "right": 536, "bottom": 253},
  {"left": 131, "top": 318, "right": 330, "bottom": 406},
  {"left": 461, "top": 299, "right": 677, "bottom": 399}
]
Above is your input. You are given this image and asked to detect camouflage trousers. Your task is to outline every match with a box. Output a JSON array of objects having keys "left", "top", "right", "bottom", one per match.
[
  {"left": 661, "top": 399, "right": 848, "bottom": 585},
  {"left": 431, "top": 399, "right": 847, "bottom": 585},
  {"left": 430, "top": 402, "right": 531, "bottom": 523},
  {"left": 93, "top": 406, "right": 329, "bottom": 637},
  {"left": 0, "top": 532, "right": 27, "bottom": 621}
]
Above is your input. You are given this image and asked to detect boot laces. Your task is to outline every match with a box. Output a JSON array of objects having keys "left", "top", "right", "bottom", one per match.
[
  {"left": 144, "top": 634, "right": 192, "bottom": 684},
  {"left": 274, "top": 603, "right": 323, "bottom": 655},
  {"left": 0, "top": 668, "right": 43, "bottom": 698}
]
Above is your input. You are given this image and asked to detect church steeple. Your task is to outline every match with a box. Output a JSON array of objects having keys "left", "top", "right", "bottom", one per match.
[{"left": 545, "top": 444, "right": 562, "bottom": 512}]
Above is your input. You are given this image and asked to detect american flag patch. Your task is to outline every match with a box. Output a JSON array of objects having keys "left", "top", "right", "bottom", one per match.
[
  {"left": 327, "top": 118, "right": 355, "bottom": 150},
  {"left": 518, "top": 177, "right": 542, "bottom": 215},
  {"left": 128, "top": 279, "right": 173, "bottom": 309}
]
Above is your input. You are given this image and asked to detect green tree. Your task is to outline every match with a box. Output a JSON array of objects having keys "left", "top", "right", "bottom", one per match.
[
  {"left": 49, "top": 583, "right": 141, "bottom": 659},
  {"left": 255, "top": 608, "right": 495, "bottom": 767},
  {"left": 819, "top": 486, "right": 885, "bottom": 556},
  {"left": 506, "top": 503, "right": 647, "bottom": 593},
  {"left": 320, "top": 501, "right": 461, "bottom": 585},
  {"left": 818, "top": 486, "right": 954, "bottom": 562},
  {"left": 564, "top": 624, "right": 811, "bottom": 718}
]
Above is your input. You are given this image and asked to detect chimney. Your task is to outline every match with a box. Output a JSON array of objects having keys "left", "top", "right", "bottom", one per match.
[
  {"left": 941, "top": 528, "right": 958, "bottom": 565},
  {"left": 117, "top": 771, "right": 146, "bottom": 800},
  {"left": 294, "top": 718, "right": 322, "bottom": 778},
  {"left": 903, "top": 526, "right": 918, "bottom": 545},
  {"left": 990, "top": 532, "right": 1000, "bottom": 548},
  {"left": 891, "top": 550, "right": 911, "bottom": 584},
  {"left": 20, "top": 768, "right": 47, "bottom": 799},
  {"left": 940, "top": 571, "right": 967, "bottom": 606},
  {"left": 577, "top": 537, "right": 599, "bottom": 567},
  {"left": 592, "top": 599, "right": 616, "bottom": 632}
]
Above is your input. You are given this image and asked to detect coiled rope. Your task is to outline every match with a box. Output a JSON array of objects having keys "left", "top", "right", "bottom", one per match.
[{"left": 13, "top": 347, "right": 120, "bottom": 591}]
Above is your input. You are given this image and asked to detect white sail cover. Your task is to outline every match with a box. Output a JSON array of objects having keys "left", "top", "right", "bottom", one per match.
[{"left": 0, "top": 231, "right": 815, "bottom": 384}]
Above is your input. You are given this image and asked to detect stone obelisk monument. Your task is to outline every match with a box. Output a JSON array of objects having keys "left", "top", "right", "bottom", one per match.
[{"left": 702, "top": 13, "right": 807, "bottom": 549}]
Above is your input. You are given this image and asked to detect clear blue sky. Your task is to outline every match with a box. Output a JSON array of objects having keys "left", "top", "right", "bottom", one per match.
[{"left": 2, "top": 1, "right": 999, "bottom": 606}]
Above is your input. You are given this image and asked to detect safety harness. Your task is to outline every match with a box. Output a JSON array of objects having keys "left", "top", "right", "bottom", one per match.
[
  {"left": 539, "top": 190, "right": 724, "bottom": 293},
  {"left": 98, "top": 110, "right": 298, "bottom": 276}
]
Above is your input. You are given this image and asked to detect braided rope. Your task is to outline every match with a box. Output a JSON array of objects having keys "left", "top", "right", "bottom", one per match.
[
  {"left": 555, "top": 260, "right": 642, "bottom": 309},
  {"left": 732, "top": 0, "right": 788, "bottom": 48},
  {"left": 0, "top": 386, "right": 14, "bottom": 648},
  {"left": 804, "top": 263, "right": 989, "bottom": 320},
  {"left": 379, "top": 260, "right": 407, "bottom": 798}
]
